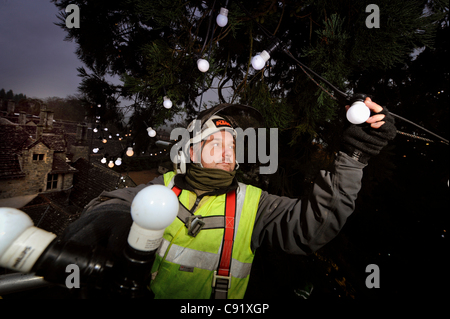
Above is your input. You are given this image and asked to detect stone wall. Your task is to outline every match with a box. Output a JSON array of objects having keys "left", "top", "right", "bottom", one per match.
[
  {"left": 0, "top": 142, "right": 53, "bottom": 198},
  {"left": 22, "top": 142, "right": 54, "bottom": 193}
]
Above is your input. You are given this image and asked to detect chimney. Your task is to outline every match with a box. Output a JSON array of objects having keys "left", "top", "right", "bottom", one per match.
[
  {"left": 76, "top": 123, "right": 88, "bottom": 143},
  {"left": 19, "top": 111, "right": 27, "bottom": 125},
  {"left": 36, "top": 124, "right": 44, "bottom": 140},
  {"left": 39, "top": 105, "right": 54, "bottom": 132},
  {"left": 45, "top": 110, "right": 54, "bottom": 131},
  {"left": 39, "top": 105, "right": 46, "bottom": 125},
  {"left": 7, "top": 100, "right": 15, "bottom": 115}
]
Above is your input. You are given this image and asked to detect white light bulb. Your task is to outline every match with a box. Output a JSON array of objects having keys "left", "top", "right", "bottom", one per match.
[
  {"left": 163, "top": 96, "right": 172, "bottom": 109},
  {"left": 101, "top": 157, "right": 107, "bottom": 164},
  {"left": 251, "top": 50, "right": 270, "bottom": 70},
  {"left": 115, "top": 157, "right": 122, "bottom": 166},
  {"left": 128, "top": 185, "right": 179, "bottom": 251},
  {"left": 346, "top": 101, "right": 371, "bottom": 124},
  {"left": 131, "top": 185, "right": 179, "bottom": 230},
  {"left": 93, "top": 147, "right": 99, "bottom": 153},
  {"left": 126, "top": 147, "right": 134, "bottom": 157},
  {"left": 147, "top": 127, "right": 156, "bottom": 137},
  {"left": 216, "top": 7, "right": 228, "bottom": 27},
  {"left": 0, "top": 208, "right": 56, "bottom": 272},
  {"left": 93, "top": 128, "right": 98, "bottom": 133},
  {"left": 0, "top": 208, "right": 33, "bottom": 257},
  {"left": 197, "top": 59, "right": 210, "bottom": 72}
]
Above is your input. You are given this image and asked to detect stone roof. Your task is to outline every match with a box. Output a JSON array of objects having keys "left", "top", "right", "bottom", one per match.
[
  {"left": 40, "top": 134, "right": 67, "bottom": 152},
  {"left": 21, "top": 192, "right": 81, "bottom": 236},
  {"left": 0, "top": 124, "right": 34, "bottom": 154},
  {"left": 0, "top": 153, "right": 26, "bottom": 179},
  {"left": 51, "top": 156, "right": 78, "bottom": 174},
  {"left": 23, "top": 138, "right": 51, "bottom": 151},
  {"left": 0, "top": 124, "right": 32, "bottom": 179},
  {"left": 69, "top": 157, "right": 136, "bottom": 209}
]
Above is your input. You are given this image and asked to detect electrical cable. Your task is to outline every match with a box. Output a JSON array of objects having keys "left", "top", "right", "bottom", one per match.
[
  {"left": 198, "top": 0, "right": 217, "bottom": 113},
  {"left": 236, "top": 1, "right": 448, "bottom": 146}
]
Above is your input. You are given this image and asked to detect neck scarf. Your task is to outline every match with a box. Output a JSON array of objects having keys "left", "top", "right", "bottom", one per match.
[{"left": 185, "top": 164, "right": 236, "bottom": 192}]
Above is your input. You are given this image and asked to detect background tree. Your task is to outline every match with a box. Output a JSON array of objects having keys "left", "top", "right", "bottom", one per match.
[{"left": 44, "top": 95, "right": 87, "bottom": 122}]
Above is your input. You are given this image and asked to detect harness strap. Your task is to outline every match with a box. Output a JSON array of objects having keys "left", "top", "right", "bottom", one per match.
[
  {"left": 171, "top": 186, "right": 230, "bottom": 232},
  {"left": 171, "top": 185, "right": 237, "bottom": 299},
  {"left": 212, "top": 189, "right": 236, "bottom": 299}
]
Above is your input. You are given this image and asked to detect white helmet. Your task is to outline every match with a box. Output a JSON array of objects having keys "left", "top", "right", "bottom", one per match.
[
  {"left": 176, "top": 104, "right": 263, "bottom": 174},
  {"left": 187, "top": 115, "right": 237, "bottom": 145}
]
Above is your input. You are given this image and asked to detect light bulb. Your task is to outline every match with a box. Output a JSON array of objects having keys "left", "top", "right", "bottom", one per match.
[
  {"left": 0, "top": 208, "right": 56, "bottom": 272},
  {"left": 128, "top": 185, "right": 179, "bottom": 251},
  {"left": 101, "top": 157, "right": 107, "bottom": 164},
  {"left": 131, "top": 185, "right": 179, "bottom": 230},
  {"left": 108, "top": 160, "right": 114, "bottom": 168},
  {"left": 163, "top": 96, "right": 172, "bottom": 109},
  {"left": 346, "top": 101, "right": 371, "bottom": 124},
  {"left": 251, "top": 50, "right": 270, "bottom": 70},
  {"left": 93, "top": 127, "right": 98, "bottom": 133},
  {"left": 197, "top": 59, "right": 210, "bottom": 72},
  {"left": 102, "top": 138, "right": 107, "bottom": 144},
  {"left": 115, "top": 157, "right": 122, "bottom": 166},
  {"left": 216, "top": 7, "right": 228, "bottom": 27},
  {"left": 147, "top": 127, "right": 156, "bottom": 137},
  {"left": 93, "top": 147, "right": 99, "bottom": 153},
  {"left": 126, "top": 147, "right": 134, "bottom": 157},
  {"left": 0, "top": 208, "right": 33, "bottom": 257}
]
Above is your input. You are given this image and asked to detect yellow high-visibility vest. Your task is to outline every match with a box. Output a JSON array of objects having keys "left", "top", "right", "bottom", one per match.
[{"left": 150, "top": 171, "right": 262, "bottom": 299}]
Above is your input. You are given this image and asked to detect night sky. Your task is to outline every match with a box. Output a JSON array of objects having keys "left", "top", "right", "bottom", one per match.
[
  {"left": 0, "top": 0, "right": 216, "bottom": 106},
  {"left": 0, "top": 0, "right": 84, "bottom": 99}
]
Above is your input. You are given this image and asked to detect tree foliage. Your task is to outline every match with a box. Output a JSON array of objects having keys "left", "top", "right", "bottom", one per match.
[
  {"left": 0, "top": 88, "right": 27, "bottom": 103},
  {"left": 51, "top": 0, "right": 447, "bottom": 185}
]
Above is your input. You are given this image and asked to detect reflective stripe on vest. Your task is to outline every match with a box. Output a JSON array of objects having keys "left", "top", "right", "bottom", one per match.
[{"left": 150, "top": 171, "right": 261, "bottom": 299}]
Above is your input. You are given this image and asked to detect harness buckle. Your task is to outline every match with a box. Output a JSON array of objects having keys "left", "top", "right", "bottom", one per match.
[
  {"left": 186, "top": 215, "right": 205, "bottom": 237},
  {"left": 212, "top": 270, "right": 232, "bottom": 289}
]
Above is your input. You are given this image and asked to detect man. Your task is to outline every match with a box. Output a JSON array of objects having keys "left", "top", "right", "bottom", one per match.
[{"left": 62, "top": 98, "right": 396, "bottom": 299}]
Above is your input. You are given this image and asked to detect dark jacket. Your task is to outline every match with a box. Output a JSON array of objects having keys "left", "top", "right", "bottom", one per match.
[{"left": 62, "top": 151, "right": 365, "bottom": 256}]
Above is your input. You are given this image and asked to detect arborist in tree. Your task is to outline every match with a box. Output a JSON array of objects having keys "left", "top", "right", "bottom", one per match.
[{"left": 61, "top": 99, "right": 396, "bottom": 299}]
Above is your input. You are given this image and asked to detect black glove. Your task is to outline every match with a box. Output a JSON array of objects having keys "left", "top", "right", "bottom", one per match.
[
  {"left": 341, "top": 105, "right": 397, "bottom": 164},
  {"left": 61, "top": 204, "right": 133, "bottom": 257}
]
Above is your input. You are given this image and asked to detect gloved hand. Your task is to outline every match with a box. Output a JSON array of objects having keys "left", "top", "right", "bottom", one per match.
[
  {"left": 341, "top": 97, "right": 397, "bottom": 164},
  {"left": 61, "top": 204, "right": 133, "bottom": 257}
]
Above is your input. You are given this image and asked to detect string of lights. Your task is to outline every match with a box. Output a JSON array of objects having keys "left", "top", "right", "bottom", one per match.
[
  {"left": 396, "top": 131, "right": 436, "bottom": 144},
  {"left": 92, "top": 0, "right": 447, "bottom": 170}
]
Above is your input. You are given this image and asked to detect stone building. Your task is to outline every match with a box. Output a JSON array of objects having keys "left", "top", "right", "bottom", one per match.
[
  {"left": 0, "top": 107, "right": 79, "bottom": 202},
  {"left": 0, "top": 103, "right": 136, "bottom": 218}
]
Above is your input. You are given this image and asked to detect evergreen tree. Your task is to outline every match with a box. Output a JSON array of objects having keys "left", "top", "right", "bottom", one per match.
[
  {"left": 51, "top": 0, "right": 447, "bottom": 191},
  {"left": 5, "top": 89, "right": 14, "bottom": 100}
]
